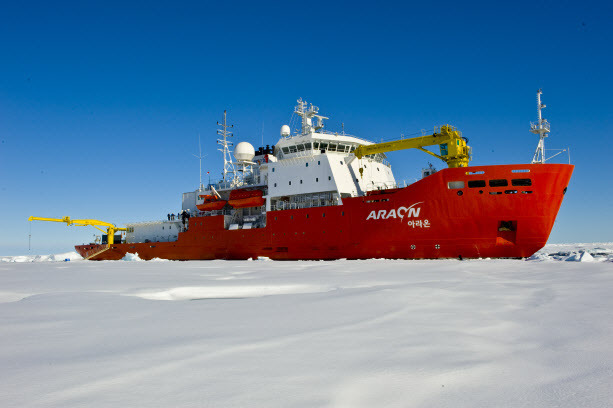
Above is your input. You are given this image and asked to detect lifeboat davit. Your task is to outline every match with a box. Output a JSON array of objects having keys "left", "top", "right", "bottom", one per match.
[
  {"left": 228, "top": 189, "right": 265, "bottom": 208},
  {"left": 196, "top": 194, "right": 227, "bottom": 211}
]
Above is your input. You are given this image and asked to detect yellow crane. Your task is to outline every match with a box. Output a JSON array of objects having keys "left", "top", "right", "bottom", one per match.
[
  {"left": 27, "top": 216, "right": 127, "bottom": 245},
  {"left": 353, "top": 125, "right": 471, "bottom": 177}
]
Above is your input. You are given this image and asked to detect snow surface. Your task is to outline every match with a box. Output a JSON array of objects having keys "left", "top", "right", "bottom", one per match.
[{"left": 0, "top": 244, "right": 612, "bottom": 407}]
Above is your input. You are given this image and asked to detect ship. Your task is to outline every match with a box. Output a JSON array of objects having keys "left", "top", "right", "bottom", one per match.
[{"left": 31, "top": 91, "right": 573, "bottom": 260}]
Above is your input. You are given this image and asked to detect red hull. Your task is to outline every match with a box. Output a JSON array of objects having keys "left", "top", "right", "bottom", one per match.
[{"left": 77, "top": 163, "right": 573, "bottom": 260}]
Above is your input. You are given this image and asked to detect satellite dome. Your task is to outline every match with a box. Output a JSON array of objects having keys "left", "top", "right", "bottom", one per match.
[
  {"left": 234, "top": 142, "right": 255, "bottom": 162},
  {"left": 281, "top": 125, "right": 291, "bottom": 137}
]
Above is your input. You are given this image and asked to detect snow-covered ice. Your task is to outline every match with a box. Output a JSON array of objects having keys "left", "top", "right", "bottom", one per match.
[{"left": 0, "top": 243, "right": 612, "bottom": 407}]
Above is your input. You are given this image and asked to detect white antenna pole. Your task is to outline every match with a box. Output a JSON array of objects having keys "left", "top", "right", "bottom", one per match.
[
  {"left": 530, "top": 89, "right": 550, "bottom": 164},
  {"left": 192, "top": 134, "right": 206, "bottom": 190}
]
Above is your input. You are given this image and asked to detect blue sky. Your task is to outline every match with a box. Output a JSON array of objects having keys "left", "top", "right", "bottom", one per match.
[{"left": 1, "top": 1, "right": 611, "bottom": 255}]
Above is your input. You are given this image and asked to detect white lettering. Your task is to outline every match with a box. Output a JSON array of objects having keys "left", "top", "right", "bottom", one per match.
[
  {"left": 364, "top": 202, "right": 425, "bottom": 222},
  {"left": 407, "top": 207, "right": 421, "bottom": 218}
]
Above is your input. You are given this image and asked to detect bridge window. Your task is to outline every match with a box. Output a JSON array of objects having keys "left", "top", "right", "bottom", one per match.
[
  {"left": 289, "top": 145, "right": 297, "bottom": 153},
  {"left": 320, "top": 143, "right": 328, "bottom": 151},
  {"left": 306, "top": 163, "right": 309, "bottom": 167},
  {"left": 313, "top": 142, "right": 319, "bottom": 150},
  {"left": 297, "top": 144, "right": 305, "bottom": 152},
  {"left": 329, "top": 143, "right": 337, "bottom": 152},
  {"left": 489, "top": 179, "right": 508, "bottom": 187},
  {"left": 447, "top": 181, "right": 465, "bottom": 189},
  {"left": 304, "top": 142, "right": 312, "bottom": 150},
  {"left": 468, "top": 180, "right": 486, "bottom": 188},
  {"left": 282, "top": 147, "right": 289, "bottom": 154},
  {"left": 512, "top": 178, "right": 532, "bottom": 186}
]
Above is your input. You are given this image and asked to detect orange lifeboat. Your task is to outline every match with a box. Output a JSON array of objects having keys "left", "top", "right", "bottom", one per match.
[
  {"left": 228, "top": 189, "right": 265, "bottom": 208},
  {"left": 196, "top": 194, "right": 227, "bottom": 211}
]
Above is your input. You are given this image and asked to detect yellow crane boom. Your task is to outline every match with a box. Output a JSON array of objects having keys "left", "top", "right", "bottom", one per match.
[
  {"left": 28, "top": 216, "right": 127, "bottom": 245},
  {"left": 354, "top": 124, "right": 471, "bottom": 169}
]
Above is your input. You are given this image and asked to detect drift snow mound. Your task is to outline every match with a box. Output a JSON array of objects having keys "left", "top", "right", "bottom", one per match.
[
  {"left": 0, "top": 251, "right": 83, "bottom": 263},
  {"left": 121, "top": 252, "right": 144, "bottom": 262}
]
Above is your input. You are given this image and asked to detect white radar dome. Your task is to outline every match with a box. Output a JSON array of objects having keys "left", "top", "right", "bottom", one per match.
[
  {"left": 234, "top": 141, "right": 255, "bottom": 162},
  {"left": 280, "top": 125, "right": 291, "bottom": 137}
]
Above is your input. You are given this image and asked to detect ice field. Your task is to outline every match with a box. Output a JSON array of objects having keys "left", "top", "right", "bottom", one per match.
[{"left": 1, "top": 243, "right": 612, "bottom": 407}]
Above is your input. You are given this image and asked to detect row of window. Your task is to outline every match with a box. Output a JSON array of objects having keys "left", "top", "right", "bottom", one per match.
[
  {"left": 273, "top": 211, "right": 345, "bottom": 221},
  {"left": 273, "top": 176, "right": 333, "bottom": 187},
  {"left": 448, "top": 178, "right": 532, "bottom": 189},
  {"left": 281, "top": 141, "right": 357, "bottom": 155}
]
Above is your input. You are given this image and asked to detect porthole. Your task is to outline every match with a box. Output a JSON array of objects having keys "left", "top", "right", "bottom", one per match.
[{"left": 411, "top": 245, "right": 416, "bottom": 250}]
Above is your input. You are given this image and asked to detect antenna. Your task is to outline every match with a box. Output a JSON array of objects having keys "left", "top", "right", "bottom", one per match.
[
  {"left": 294, "top": 98, "right": 328, "bottom": 135},
  {"left": 217, "top": 110, "right": 235, "bottom": 183},
  {"left": 530, "top": 89, "right": 551, "bottom": 164},
  {"left": 192, "top": 134, "right": 207, "bottom": 190}
]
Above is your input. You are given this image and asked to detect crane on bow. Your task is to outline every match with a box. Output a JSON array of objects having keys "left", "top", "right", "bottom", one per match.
[
  {"left": 28, "top": 216, "right": 127, "bottom": 245},
  {"left": 353, "top": 125, "right": 471, "bottom": 178}
]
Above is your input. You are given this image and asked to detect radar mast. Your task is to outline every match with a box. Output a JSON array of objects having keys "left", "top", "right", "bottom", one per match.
[
  {"left": 530, "top": 89, "right": 550, "bottom": 164},
  {"left": 294, "top": 98, "right": 328, "bottom": 135},
  {"left": 217, "top": 110, "right": 235, "bottom": 182}
]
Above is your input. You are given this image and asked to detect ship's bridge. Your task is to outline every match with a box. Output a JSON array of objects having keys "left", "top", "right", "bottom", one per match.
[{"left": 273, "top": 132, "right": 389, "bottom": 166}]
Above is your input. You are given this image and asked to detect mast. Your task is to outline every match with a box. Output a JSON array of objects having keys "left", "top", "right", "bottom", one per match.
[
  {"left": 530, "top": 89, "right": 550, "bottom": 164},
  {"left": 294, "top": 98, "right": 328, "bottom": 135},
  {"left": 217, "top": 110, "right": 235, "bottom": 182},
  {"left": 193, "top": 134, "right": 206, "bottom": 190}
]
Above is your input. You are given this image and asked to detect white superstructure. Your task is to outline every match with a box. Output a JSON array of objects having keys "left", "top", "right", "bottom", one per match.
[{"left": 194, "top": 99, "right": 398, "bottom": 211}]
